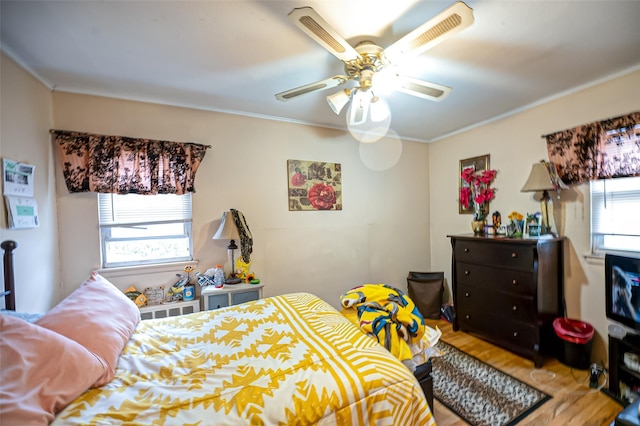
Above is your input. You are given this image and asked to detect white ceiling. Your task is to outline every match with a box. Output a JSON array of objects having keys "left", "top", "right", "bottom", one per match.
[{"left": 2, "top": 0, "right": 639, "bottom": 143}]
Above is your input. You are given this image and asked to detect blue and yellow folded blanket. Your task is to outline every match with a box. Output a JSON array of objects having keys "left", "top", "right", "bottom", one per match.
[{"left": 340, "top": 284, "right": 425, "bottom": 361}]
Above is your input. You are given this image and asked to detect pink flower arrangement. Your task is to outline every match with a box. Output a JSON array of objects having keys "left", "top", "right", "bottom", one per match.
[{"left": 460, "top": 168, "right": 497, "bottom": 220}]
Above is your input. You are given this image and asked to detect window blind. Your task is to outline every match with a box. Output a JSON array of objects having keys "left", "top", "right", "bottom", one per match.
[
  {"left": 591, "top": 177, "right": 640, "bottom": 237},
  {"left": 98, "top": 193, "right": 192, "bottom": 226}
]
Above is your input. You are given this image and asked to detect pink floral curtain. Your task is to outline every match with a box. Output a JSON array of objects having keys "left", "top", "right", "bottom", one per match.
[
  {"left": 545, "top": 111, "right": 640, "bottom": 184},
  {"left": 52, "top": 130, "right": 210, "bottom": 195}
]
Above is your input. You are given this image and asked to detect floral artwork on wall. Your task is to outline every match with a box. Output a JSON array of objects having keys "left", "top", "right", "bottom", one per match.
[
  {"left": 287, "top": 159, "right": 342, "bottom": 211},
  {"left": 458, "top": 154, "right": 492, "bottom": 215}
]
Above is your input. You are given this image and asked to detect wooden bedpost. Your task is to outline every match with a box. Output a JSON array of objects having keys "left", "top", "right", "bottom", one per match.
[{"left": 2, "top": 240, "right": 17, "bottom": 311}]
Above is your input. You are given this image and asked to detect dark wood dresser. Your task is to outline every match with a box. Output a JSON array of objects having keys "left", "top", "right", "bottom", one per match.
[{"left": 448, "top": 234, "right": 565, "bottom": 367}]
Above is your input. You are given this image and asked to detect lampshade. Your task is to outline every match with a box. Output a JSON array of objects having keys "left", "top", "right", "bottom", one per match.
[
  {"left": 521, "top": 161, "right": 568, "bottom": 235},
  {"left": 326, "top": 89, "right": 351, "bottom": 115},
  {"left": 521, "top": 162, "right": 568, "bottom": 192},
  {"left": 212, "top": 211, "right": 240, "bottom": 241}
]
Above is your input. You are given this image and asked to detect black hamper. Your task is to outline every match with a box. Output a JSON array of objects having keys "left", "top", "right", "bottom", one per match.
[{"left": 407, "top": 271, "right": 444, "bottom": 320}]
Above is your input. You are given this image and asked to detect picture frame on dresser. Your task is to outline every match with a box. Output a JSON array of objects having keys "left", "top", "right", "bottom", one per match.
[
  {"left": 459, "top": 154, "right": 490, "bottom": 214},
  {"left": 527, "top": 224, "right": 541, "bottom": 237}
]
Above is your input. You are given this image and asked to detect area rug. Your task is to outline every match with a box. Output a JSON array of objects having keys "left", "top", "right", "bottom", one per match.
[{"left": 432, "top": 341, "right": 551, "bottom": 426}]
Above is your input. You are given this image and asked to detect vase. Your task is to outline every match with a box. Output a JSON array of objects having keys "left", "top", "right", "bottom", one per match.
[
  {"left": 507, "top": 220, "right": 525, "bottom": 237},
  {"left": 471, "top": 220, "right": 485, "bottom": 235}
]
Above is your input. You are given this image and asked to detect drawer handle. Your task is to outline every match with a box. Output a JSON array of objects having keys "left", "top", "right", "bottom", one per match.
[
  {"left": 512, "top": 279, "right": 518, "bottom": 285},
  {"left": 465, "top": 292, "right": 470, "bottom": 297},
  {"left": 512, "top": 305, "right": 518, "bottom": 311},
  {"left": 465, "top": 314, "right": 470, "bottom": 319},
  {"left": 464, "top": 248, "right": 469, "bottom": 253},
  {"left": 464, "top": 270, "right": 470, "bottom": 275},
  {"left": 511, "top": 252, "right": 518, "bottom": 258},
  {"left": 513, "top": 332, "right": 519, "bottom": 338}
]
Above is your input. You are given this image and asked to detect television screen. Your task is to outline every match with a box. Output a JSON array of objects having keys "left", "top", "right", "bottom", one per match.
[{"left": 606, "top": 254, "right": 640, "bottom": 330}]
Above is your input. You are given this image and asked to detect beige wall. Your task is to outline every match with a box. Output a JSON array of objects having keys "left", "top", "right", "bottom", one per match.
[
  {"left": 0, "top": 52, "right": 59, "bottom": 312},
  {"left": 51, "top": 92, "right": 433, "bottom": 309},
  {"left": 428, "top": 68, "right": 640, "bottom": 365}
]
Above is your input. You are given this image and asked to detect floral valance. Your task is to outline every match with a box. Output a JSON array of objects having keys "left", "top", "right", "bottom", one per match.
[
  {"left": 52, "top": 130, "right": 210, "bottom": 195},
  {"left": 545, "top": 111, "right": 640, "bottom": 184}
]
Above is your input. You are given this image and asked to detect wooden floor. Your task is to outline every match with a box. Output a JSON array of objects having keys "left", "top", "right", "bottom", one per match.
[{"left": 426, "top": 319, "right": 624, "bottom": 426}]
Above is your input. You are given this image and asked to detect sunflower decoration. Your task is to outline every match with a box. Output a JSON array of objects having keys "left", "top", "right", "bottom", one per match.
[
  {"left": 124, "top": 286, "right": 147, "bottom": 307},
  {"left": 236, "top": 258, "right": 251, "bottom": 280},
  {"left": 183, "top": 265, "right": 194, "bottom": 282},
  {"left": 245, "top": 273, "right": 256, "bottom": 284}
]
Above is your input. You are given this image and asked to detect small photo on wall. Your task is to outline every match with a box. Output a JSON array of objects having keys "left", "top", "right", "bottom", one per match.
[{"left": 287, "top": 159, "right": 342, "bottom": 211}]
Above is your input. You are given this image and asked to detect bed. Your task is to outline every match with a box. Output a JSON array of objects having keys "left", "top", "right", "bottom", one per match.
[{"left": 0, "top": 240, "right": 436, "bottom": 425}]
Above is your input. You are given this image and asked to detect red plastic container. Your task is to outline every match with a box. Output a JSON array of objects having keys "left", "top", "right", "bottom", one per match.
[
  {"left": 553, "top": 317, "right": 595, "bottom": 369},
  {"left": 553, "top": 318, "right": 595, "bottom": 344}
]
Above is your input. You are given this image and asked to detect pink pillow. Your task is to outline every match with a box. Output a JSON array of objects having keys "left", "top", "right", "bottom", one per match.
[
  {"left": 36, "top": 272, "right": 141, "bottom": 386},
  {"left": 0, "top": 314, "right": 106, "bottom": 424}
]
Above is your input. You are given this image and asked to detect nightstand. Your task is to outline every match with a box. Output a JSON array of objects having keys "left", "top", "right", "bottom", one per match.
[{"left": 202, "top": 283, "right": 264, "bottom": 310}]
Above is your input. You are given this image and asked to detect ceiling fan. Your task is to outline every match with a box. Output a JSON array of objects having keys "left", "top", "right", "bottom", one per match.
[{"left": 275, "top": 2, "right": 474, "bottom": 138}]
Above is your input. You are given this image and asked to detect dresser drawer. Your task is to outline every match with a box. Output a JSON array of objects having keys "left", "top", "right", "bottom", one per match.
[
  {"left": 456, "top": 262, "right": 535, "bottom": 296},
  {"left": 457, "top": 283, "right": 536, "bottom": 322},
  {"left": 458, "top": 312, "right": 538, "bottom": 351},
  {"left": 231, "top": 289, "right": 260, "bottom": 305},
  {"left": 454, "top": 240, "right": 535, "bottom": 271},
  {"left": 206, "top": 294, "right": 230, "bottom": 310},
  {"left": 202, "top": 283, "right": 264, "bottom": 311}
]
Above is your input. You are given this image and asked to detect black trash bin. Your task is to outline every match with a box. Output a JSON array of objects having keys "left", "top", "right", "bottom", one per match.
[{"left": 553, "top": 317, "right": 595, "bottom": 370}]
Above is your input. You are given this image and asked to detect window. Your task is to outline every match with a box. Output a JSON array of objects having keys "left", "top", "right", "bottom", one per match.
[
  {"left": 98, "top": 193, "right": 193, "bottom": 268},
  {"left": 591, "top": 176, "right": 640, "bottom": 255}
]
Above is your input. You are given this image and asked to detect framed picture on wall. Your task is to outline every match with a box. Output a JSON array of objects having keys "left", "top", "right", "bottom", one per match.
[
  {"left": 287, "top": 159, "right": 342, "bottom": 211},
  {"left": 459, "top": 154, "right": 490, "bottom": 214}
]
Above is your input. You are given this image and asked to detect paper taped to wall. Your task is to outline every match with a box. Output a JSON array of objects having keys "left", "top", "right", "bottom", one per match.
[
  {"left": 3, "top": 158, "right": 35, "bottom": 197},
  {"left": 5, "top": 195, "right": 39, "bottom": 229},
  {"left": 3, "top": 158, "right": 39, "bottom": 229}
]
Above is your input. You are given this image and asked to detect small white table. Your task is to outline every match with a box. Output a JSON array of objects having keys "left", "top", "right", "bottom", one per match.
[{"left": 201, "top": 283, "right": 264, "bottom": 310}]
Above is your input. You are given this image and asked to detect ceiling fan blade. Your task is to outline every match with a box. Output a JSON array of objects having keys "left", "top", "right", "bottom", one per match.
[
  {"left": 384, "top": 1, "right": 474, "bottom": 64},
  {"left": 288, "top": 7, "right": 361, "bottom": 63},
  {"left": 396, "top": 75, "right": 452, "bottom": 102},
  {"left": 275, "top": 75, "right": 350, "bottom": 101}
]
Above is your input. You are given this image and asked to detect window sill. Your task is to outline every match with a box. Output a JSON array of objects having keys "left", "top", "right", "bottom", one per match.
[
  {"left": 583, "top": 250, "right": 640, "bottom": 265},
  {"left": 583, "top": 253, "right": 605, "bottom": 265},
  {"left": 98, "top": 260, "right": 199, "bottom": 279}
]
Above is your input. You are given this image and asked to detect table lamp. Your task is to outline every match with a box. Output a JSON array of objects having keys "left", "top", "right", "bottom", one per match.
[
  {"left": 521, "top": 161, "right": 568, "bottom": 235},
  {"left": 212, "top": 211, "right": 241, "bottom": 282}
]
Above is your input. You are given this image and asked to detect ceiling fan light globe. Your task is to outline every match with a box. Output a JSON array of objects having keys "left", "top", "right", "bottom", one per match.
[
  {"left": 326, "top": 90, "right": 351, "bottom": 115},
  {"left": 346, "top": 95, "right": 391, "bottom": 144},
  {"left": 370, "top": 96, "right": 390, "bottom": 123},
  {"left": 349, "top": 89, "right": 371, "bottom": 125}
]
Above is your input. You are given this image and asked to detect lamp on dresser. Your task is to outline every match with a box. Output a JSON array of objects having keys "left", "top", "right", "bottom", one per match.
[
  {"left": 212, "top": 211, "right": 241, "bottom": 283},
  {"left": 521, "top": 160, "right": 568, "bottom": 235}
]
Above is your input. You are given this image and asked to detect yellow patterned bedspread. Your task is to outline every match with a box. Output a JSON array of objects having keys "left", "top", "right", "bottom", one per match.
[{"left": 53, "top": 293, "right": 434, "bottom": 425}]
